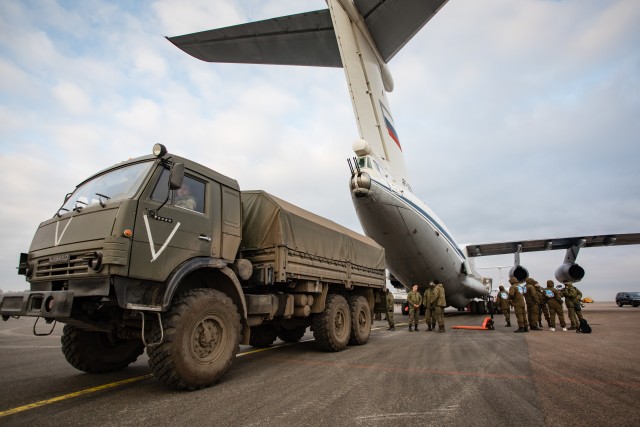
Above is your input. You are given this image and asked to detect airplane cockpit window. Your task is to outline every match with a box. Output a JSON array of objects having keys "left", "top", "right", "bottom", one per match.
[{"left": 357, "top": 157, "right": 372, "bottom": 169}]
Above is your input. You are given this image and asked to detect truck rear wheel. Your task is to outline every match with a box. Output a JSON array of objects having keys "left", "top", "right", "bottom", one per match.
[
  {"left": 61, "top": 325, "right": 144, "bottom": 373},
  {"left": 147, "top": 288, "right": 240, "bottom": 390},
  {"left": 249, "top": 324, "right": 278, "bottom": 347},
  {"left": 312, "top": 294, "right": 351, "bottom": 352},
  {"left": 348, "top": 295, "right": 371, "bottom": 345},
  {"left": 278, "top": 326, "right": 307, "bottom": 343}
]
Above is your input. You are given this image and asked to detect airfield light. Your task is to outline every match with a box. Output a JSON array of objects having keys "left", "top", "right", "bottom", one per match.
[{"left": 123, "top": 229, "right": 133, "bottom": 238}]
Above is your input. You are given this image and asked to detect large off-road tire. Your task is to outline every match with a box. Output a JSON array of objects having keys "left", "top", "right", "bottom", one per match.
[
  {"left": 147, "top": 288, "right": 240, "bottom": 390},
  {"left": 61, "top": 325, "right": 144, "bottom": 374},
  {"left": 277, "top": 326, "right": 307, "bottom": 343},
  {"left": 249, "top": 324, "right": 278, "bottom": 348},
  {"left": 348, "top": 295, "right": 371, "bottom": 345},
  {"left": 312, "top": 294, "right": 351, "bottom": 352}
]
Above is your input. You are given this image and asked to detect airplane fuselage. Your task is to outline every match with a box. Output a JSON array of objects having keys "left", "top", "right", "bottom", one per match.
[{"left": 349, "top": 155, "right": 488, "bottom": 308}]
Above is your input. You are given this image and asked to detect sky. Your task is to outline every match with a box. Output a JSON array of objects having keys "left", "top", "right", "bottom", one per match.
[{"left": 0, "top": 0, "right": 639, "bottom": 301}]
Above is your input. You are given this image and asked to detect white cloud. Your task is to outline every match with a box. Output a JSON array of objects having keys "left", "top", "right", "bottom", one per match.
[
  {"left": 0, "top": 0, "right": 638, "bottom": 299},
  {"left": 52, "top": 82, "right": 92, "bottom": 114}
]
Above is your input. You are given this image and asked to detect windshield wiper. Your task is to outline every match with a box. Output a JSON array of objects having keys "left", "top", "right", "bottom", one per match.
[
  {"left": 55, "top": 208, "right": 69, "bottom": 218},
  {"left": 73, "top": 200, "right": 87, "bottom": 212},
  {"left": 95, "top": 193, "right": 111, "bottom": 207}
]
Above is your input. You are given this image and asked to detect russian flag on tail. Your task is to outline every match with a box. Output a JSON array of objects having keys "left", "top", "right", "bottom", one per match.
[{"left": 380, "top": 101, "right": 401, "bottom": 151}]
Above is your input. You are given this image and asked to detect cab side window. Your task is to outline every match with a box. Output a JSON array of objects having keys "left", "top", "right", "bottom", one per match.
[{"left": 151, "top": 169, "right": 206, "bottom": 213}]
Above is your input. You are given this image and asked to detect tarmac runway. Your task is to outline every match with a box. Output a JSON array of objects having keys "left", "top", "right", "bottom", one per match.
[{"left": 0, "top": 302, "right": 639, "bottom": 426}]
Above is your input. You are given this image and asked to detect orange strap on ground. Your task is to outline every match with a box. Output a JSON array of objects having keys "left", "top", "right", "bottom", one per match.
[{"left": 452, "top": 317, "right": 492, "bottom": 330}]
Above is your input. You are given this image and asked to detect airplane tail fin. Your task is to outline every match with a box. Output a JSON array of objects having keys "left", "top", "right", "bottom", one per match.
[{"left": 168, "top": 0, "right": 449, "bottom": 186}]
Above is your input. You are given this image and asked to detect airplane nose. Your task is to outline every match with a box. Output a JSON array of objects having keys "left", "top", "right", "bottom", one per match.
[{"left": 350, "top": 172, "right": 371, "bottom": 198}]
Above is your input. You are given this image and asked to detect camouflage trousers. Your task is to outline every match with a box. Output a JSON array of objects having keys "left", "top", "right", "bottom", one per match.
[
  {"left": 387, "top": 310, "right": 394, "bottom": 327},
  {"left": 538, "top": 303, "right": 551, "bottom": 327},
  {"left": 425, "top": 306, "right": 435, "bottom": 327},
  {"left": 548, "top": 305, "right": 566, "bottom": 328},
  {"left": 434, "top": 306, "right": 445, "bottom": 327},
  {"left": 514, "top": 305, "right": 528, "bottom": 328},
  {"left": 501, "top": 306, "right": 511, "bottom": 324},
  {"left": 567, "top": 306, "right": 583, "bottom": 327},
  {"left": 408, "top": 307, "right": 419, "bottom": 326},
  {"left": 527, "top": 303, "right": 539, "bottom": 328}
]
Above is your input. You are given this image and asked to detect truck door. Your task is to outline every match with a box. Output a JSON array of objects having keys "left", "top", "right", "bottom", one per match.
[{"left": 129, "top": 167, "right": 212, "bottom": 281}]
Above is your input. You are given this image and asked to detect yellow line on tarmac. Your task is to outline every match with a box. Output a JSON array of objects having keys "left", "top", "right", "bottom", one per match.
[
  {"left": 2, "top": 326, "right": 394, "bottom": 417},
  {"left": 0, "top": 338, "right": 315, "bottom": 417},
  {"left": 0, "top": 374, "right": 153, "bottom": 418}
]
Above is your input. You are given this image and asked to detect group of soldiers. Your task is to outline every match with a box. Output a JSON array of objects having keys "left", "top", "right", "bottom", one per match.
[
  {"left": 496, "top": 277, "right": 584, "bottom": 332},
  {"left": 381, "top": 282, "right": 447, "bottom": 333}
]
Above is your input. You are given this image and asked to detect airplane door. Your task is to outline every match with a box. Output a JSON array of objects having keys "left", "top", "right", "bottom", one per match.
[{"left": 130, "top": 167, "right": 211, "bottom": 281}]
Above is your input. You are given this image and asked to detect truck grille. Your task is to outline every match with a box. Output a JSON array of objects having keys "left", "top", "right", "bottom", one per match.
[{"left": 35, "top": 254, "right": 89, "bottom": 278}]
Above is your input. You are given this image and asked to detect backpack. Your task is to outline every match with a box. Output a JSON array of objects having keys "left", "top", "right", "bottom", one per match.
[{"left": 577, "top": 318, "right": 591, "bottom": 334}]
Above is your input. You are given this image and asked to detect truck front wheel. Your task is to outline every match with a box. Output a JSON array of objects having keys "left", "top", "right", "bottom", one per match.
[
  {"left": 312, "top": 294, "right": 351, "bottom": 352},
  {"left": 147, "top": 288, "right": 240, "bottom": 390},
  {"left": 61, "top": 325, "right": 144, "bottom": 373},
  {"left": 348, "top": 295, "right": 371, "bottom": 345}
]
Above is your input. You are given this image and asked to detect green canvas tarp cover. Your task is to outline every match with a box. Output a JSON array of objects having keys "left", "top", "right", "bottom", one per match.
[{"left": 240, "top": 191, "right": 385, "bottom": 270}]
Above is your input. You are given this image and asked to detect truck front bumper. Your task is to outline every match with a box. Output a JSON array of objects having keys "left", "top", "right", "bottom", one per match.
[{"left": 0, "top": 291, "right": 74, "bottom": 319}]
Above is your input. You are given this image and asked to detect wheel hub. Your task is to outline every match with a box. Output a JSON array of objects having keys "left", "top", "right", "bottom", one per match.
[{"left": 191, "top": 316, "right": 222, "bottom": 362}]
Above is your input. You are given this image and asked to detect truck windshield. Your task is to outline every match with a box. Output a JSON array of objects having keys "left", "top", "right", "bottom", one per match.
[{"left": 59, "top": 161, "right": 154, "bottom": 213}]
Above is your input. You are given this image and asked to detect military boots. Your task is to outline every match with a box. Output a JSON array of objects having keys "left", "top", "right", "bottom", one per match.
[
  {"left": 408, "top": 324, "right": 413, "bottom": 332},
  {"left": 438, "top": 325, "right": 445, "bottom": 333},
  {"left": 415, "top": 324, "right": 419, "bottom": 331},
  {"left": 427, "top": 325, "right": 432, "bottom": 331},
  {"left": 514, "top": 327, "right": 525, "bottom": 333}
]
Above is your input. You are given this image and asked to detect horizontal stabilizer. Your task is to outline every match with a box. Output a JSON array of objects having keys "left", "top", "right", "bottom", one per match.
[
  {"left": 167, "top": 0, "right": 449, "bottom": 67},
  {"left": 355, "top": 0, "right": 449, "bottom": 62},
  {"left": 466, "top": 233, "right": 640, "bottom": 257},
  {"left": 167, "top": 9, "right": 341, "bottom": 67}
]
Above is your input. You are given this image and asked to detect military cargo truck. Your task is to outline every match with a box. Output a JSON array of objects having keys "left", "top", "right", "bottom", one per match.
[{"left": 0, "top": 144, "right": 386, "bottom": 390}]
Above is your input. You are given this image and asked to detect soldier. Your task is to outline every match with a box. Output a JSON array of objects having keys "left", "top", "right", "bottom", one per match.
[
  {"left": 385, "top": 289, "right": 395, "bottom": 331},
  {"left": 508, "top": 277, "right": 528, "bottom": 332},
  {"left": 423, "top": 281, "right": 436, "bottom": 331},
  {"left": 535, "top": 282, "right": 551, "bottom": 328},
  {"left": 430, "top": 281, "right": 447, "bottom": 333},
  {"left": 544, "top": 280, "right": 567, "bottom": 331},
  {"left": 525, "top": 278, "right": 542, "bottom": 330},
  {"left": 563, "top": 282, "right": 583, "bottom": 330},
  {"left": 406, "top": 284, "right": 422, "bottom": 332},
  {"left": 495, "top": 285, "right": 511, "bottom": 327}
]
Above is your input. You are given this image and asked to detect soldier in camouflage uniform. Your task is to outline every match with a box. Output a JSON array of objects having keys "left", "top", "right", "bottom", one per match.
[
  {"left": 544, "top": 280, "right": 567, "bottom": 331},
  {"left": 385, "top": 289, "right": 395, "bottom": 331},
  {"left": 496, "top": 285, "right": 511, "bottom": 327},
  {"left": 423, "top": 281, "right": 436, "bottom": 331},
  {"left": 508, "top": 277, "right": 528, "bottom": 333},
  {"left": 535, "top": 282, "right": 551, "bottom": 328},
  {"left": 406, "top": 284, "right": 422, "bottom": 332},
  {"left": 430, "top": 281, "right": 447, "bottom": 333},
  {"left": 525, "top": 278, "right": 542, "bottom": 330},
  {"left": 563, "top": 282, "right": 583, "bottom": 330}
]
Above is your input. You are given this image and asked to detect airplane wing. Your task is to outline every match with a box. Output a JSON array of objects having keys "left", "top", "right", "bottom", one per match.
[
  {"left": 465, "top": 233, "right": 640, "bottom": 257},
  {"left": 167, "top": 0, "right": 449, "bottom": 66}
]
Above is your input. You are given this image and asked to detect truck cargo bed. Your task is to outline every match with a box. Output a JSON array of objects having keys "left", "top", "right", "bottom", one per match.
[{"left": 239, "top": 191, "right": 385, "bottom": 288}]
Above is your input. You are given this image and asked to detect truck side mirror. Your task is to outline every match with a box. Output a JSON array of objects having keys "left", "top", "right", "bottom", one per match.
[{"left": 169, "top": 163, "right": 184, "bottom": 190}]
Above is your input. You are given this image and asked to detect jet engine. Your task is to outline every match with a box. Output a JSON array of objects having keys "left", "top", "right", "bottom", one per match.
[
  {"left": 508, "top": 265, "right": 529, "bottom": 283},
  {"left": 554, "top": 263, "right": 585, "bottom": 283}
]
